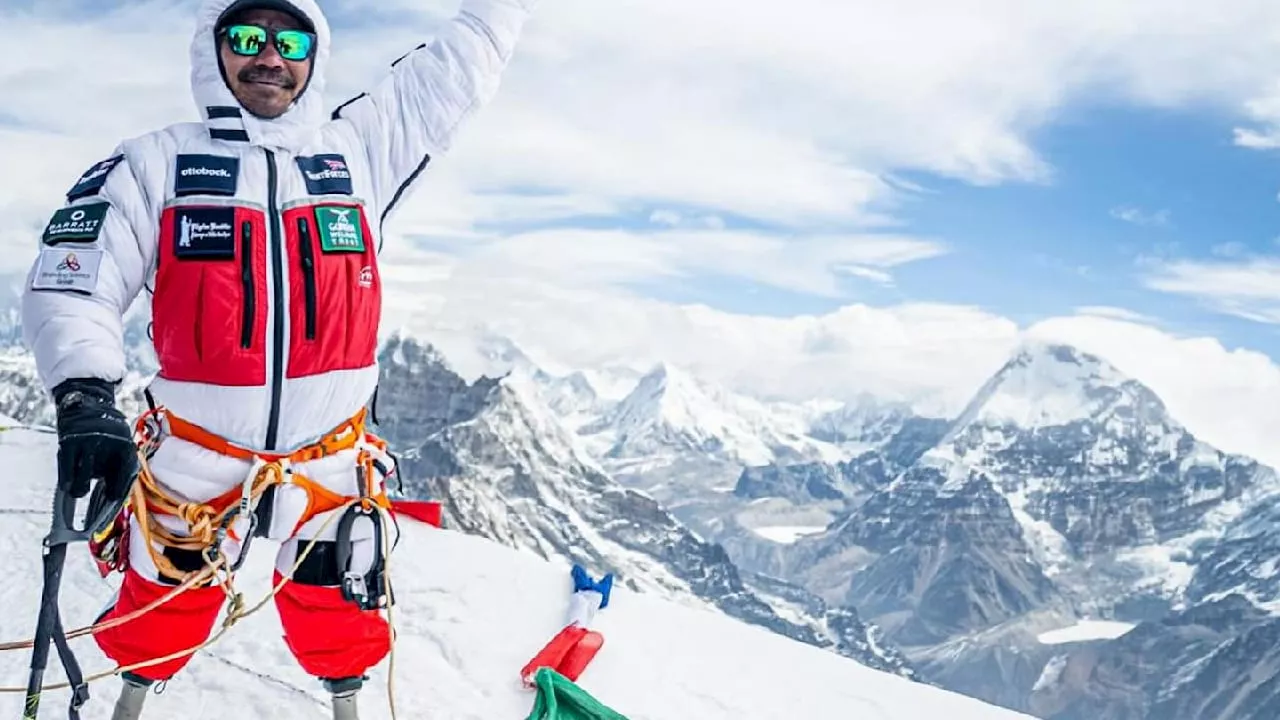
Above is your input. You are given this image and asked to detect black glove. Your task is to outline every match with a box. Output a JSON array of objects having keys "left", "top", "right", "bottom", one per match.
[{"left": 51, "top": 378, "right": 138, "bottom": 501}]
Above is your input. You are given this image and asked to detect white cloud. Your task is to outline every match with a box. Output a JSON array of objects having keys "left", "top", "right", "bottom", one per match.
[
  {"left": 1074, "top": 306, "right": 1157, "bottom": 324},
  {"left": 389, "top": 260, "right": 1022, "bottom": 415},
  {"left": 10, "top": 0, "right": 1280, "bottom": 288},
  {"left": 8, "top": 1, "right": 1280, "bottom": 473},
  {"left": 1142, "top": 257, "right": 1280, "bottom": 323},
  {"left": 1234, "top": 82, "right": 1280, "bottom": 149},
  {"left": 1212, "top": 241, "right": 1249, "bottom": 258},
  {"left": 433, "top": 227, "right": 947, "bottom": 297},
  {"left": 389, "top": 261, "right": 1280, "bottom": 470},
  {"left": 1027, "top": 314, "right": 1280, "bottom": 468},
  {"left": 1110, "top": 206, "right": 1172, "bottom": 227}
]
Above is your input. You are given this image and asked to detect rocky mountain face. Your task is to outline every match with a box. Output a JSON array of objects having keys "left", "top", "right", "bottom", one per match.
[
  {"left": 1028, "top": 594, "right": 1280, "bottom": 720},
  {"left": 926, "top": 342, "right": 1277, "bottom": 620},
  {"left": 731, "top": 414, "right": 947, "bottom": 507},
  {"left": 742, "top": 570, "right": 916, "bottom": 679},
  {"left": 369, "top": 335, "right": 916, "bottom": 678},
  {"left": 1184, "top": 499, "right": 1280, "bottom": 612},
  {"left": 653, "top": 340, "right": 1280, "bottom": 719},
  {"left": 816, "top": 460, "right": 1068, "bottom": 647}
]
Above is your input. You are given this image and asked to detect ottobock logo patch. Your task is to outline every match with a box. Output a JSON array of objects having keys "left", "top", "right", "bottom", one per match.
[
  {"left": 173, "top": 207, "right": 236, "bottom": 259},
  {"left": 174, "top": 154, "right": 239, "bottom": 196},
  {"left": 297, "top": 154, "right": 353, "bottom": 195},
  {"left": 30, "top": 247, "right": 103, "bottom": 295},
  {"left": 66, "top": 155, "right": 124, "bottom": 201},
  {"left": 42, "top": 203, "right": 109, "bottom": 245},
  {"left": 315, "top": 206, "right": 365, "bottom": 252}
]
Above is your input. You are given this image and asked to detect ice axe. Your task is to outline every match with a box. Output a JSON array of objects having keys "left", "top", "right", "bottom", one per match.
[{"left": 23, "top": 481, "right": 128, "bottom": 719}]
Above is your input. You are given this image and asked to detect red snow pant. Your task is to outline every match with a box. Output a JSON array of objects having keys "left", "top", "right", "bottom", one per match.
[
  {"left": 93, "top": 424, "right": 396, "bottom": 682},
  {"left": 94, "top": 568, "right": 392, "bottom": 682}
]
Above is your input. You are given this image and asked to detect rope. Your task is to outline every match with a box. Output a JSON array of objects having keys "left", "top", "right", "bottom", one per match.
[
  {"left": 0, "top": 565, "right": 218, "bottom": 652},
  {"left": 130, "top": 452, "right": 285, "bottom": 586},
  {"left": 0, "top": 496, "right": 357, "bottom": 693},
  {"left": 0, "top": 408, "right": 404, "bottom": 715},
  {"left": 378, "top": 503, "right": 399, "bottom": 720}
]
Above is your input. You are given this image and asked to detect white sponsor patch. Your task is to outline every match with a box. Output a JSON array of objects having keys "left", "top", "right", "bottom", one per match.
[{"left": 30, "top": 247, "right": 103, "bottom": 294}]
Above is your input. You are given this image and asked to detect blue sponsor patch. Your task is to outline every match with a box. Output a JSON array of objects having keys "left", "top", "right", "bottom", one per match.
[
  {"left": 175, "top": 154, "right": 239, "bottom": 196},
  {"left": 66, "top": 155, "right": 124, "bottom": 201},
  {"left": 296, "top": 154, "right": 353, "bottom": 195}
]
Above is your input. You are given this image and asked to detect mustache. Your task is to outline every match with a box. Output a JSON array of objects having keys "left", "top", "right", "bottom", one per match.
[{"left": 238, "top": 66, "right": 296, "bottom": 88}]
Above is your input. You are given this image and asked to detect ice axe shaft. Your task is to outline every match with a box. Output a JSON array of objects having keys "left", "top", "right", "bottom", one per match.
[{"left": 23, "top": 484, "right": 125, "bottom": 719}]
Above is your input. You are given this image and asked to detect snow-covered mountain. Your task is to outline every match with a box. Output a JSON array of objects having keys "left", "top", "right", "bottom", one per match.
[
  {"left": 580, "top": 361, "right": 842, "bottom": 480},
  {"left": 926, "top": 341, "right": 1277, "bottom": 611},
  {"left": 758, "top": 340, "right": 1280, "bottom": 718},
  {"left": 369, "top": 334, "right": 915, "bottom": 678},
  {"left": 807, "top": 393, "right": 921, "bottom": 451},
  {"left": 0, "top": 424, "right": 1031, "bottom": 720},
  {"left": 8, "top": 311, "right": 1280, "bottom": 720}
]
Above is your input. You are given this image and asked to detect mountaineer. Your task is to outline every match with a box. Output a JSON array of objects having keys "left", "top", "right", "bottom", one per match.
[{"left": 20, "top": 0, "right": 537, "bottom": 717}]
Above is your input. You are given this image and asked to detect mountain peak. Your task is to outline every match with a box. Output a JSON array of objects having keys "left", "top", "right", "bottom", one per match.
[
  {"left": 950, "top": 340, "right": 1169, "bottom": 431},
  {"left": 637, "top": 360, "right": 694, "bottom": 393},
  {"left": 580, "top": 362, "right": 836, "bottom": 471}
]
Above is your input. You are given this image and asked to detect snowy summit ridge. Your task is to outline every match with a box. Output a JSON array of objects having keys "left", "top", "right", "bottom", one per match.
[
  {"left": 946, "top": 340, "right": 1169, "bottom": 435},
  {"left": 582, "top": 361, "right": 834, "bottom": 468}
]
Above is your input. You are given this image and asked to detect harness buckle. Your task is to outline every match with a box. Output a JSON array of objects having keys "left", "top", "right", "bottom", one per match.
[
  {"left": 341, "top": 571, "right": 373, "bottom": 609},
  {"left": 336, "top": 503, "right": 392, "bottom": 611}
]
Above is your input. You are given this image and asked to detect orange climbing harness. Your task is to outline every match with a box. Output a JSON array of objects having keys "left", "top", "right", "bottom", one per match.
[
  {"left": 103, "top": 404, "right": 395, "bottom": 585},
  {"left": 0, "top": 404, "right": 405, "bottom": 719}
]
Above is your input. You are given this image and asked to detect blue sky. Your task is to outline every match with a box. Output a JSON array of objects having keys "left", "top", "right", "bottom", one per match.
[
  {"left": 572, "top": 101, "right": 1280, "bottom": 359},
  {"left": 897, "top": 103, "right": 1280, "bottom": 353}
]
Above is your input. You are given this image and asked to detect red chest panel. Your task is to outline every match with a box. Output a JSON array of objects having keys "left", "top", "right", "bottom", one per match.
[
  {"left": 153, "top": 203, "right": 269, "bottom": 386},
  {"left": 151, "top": 200, "right": 381, "bottom": 387},
  {"left": 281, "top": 201, "right": 381, "bottom": 379}
]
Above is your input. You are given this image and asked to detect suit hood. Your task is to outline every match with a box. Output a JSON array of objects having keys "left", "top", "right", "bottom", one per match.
[{"left": 191, "top": 0, "right": 331, "bottom": 152}]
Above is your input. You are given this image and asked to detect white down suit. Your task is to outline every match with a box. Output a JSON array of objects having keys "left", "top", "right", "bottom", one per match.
[{"left": 19, "top": 0, "right": 536, "bottom": 683}]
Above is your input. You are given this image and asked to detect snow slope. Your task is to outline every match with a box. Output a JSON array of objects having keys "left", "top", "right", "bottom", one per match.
[{"left": 0, "top": 427, "right": 1029, "bottom": 719}]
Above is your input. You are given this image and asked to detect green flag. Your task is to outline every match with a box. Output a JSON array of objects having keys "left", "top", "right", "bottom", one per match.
[{"left": 525, "top": 667, "right": 629, "bottom": 720}]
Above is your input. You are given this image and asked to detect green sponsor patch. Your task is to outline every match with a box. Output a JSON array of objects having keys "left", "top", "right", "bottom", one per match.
[
  {"left": 315, "top": 206, "right": 365, "bottom": 253},
  {"left": 42, "top": 203, "right": 109, "bottom": 245}
]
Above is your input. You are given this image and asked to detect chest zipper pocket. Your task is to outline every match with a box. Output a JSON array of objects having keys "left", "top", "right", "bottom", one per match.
[
  {"left": 297, "top": 217, "right": 317, "bottom": 341},
  {"left": 240, "top": 221, "right": 254, "bottom": 349}
]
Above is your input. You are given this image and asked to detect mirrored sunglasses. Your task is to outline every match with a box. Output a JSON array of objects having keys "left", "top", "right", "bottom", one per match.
[{"left": 220, "top": 24, "right": 315, "bottom": 62}]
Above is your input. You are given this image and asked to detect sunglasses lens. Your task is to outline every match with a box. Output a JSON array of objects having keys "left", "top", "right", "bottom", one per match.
[
  {"left": 274, "top": 30, "right": 314, "bottom": 61},
  {"left": 225, "top": 25, "right": 268, "bottom": 56}
]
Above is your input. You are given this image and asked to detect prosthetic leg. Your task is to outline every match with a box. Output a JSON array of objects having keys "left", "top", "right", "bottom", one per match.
[
  {"left": 112, "top": 674, "right": 364, "bottom": 720},
  {"left": 110, "top": 672, "right": 151, "bottom": 720},
  {"left": 324, "top": 677, "right": 364, "bottom": 720}
]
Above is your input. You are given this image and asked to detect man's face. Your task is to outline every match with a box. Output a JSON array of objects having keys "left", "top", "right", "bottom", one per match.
[{"left": 218, "top": 9, "right": 313, "bottom": 119}]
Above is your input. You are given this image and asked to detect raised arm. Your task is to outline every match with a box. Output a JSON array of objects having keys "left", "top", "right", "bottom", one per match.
[{"left": 331, "top": 0, "right": 539, "bottom": 227}]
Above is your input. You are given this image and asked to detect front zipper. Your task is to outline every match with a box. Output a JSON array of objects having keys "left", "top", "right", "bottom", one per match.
[
  {"left": 265, "top": 149, "right": 286, "bottom": 451},
  {"left": 297, "top": 217, "right": 317, "bottom": 340},
  {"left": 240, "top": 221, "right": 254, "bottom": 349}
]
